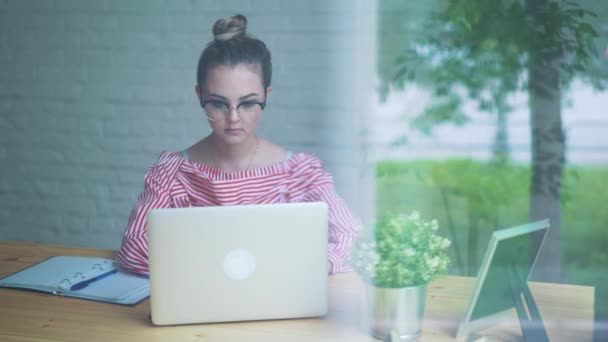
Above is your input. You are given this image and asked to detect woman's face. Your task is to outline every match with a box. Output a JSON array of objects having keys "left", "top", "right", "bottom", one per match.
[{"left": 196, "top": 64, "right": 271, "bottom": 145}]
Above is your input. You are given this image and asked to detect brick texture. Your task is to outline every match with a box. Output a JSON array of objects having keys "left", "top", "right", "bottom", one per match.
[{"left": 0, "top": 0, "right": 375, "bottom": 248}]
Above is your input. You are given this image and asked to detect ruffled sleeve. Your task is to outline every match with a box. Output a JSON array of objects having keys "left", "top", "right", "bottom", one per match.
[
  {"left": 117, "top": 152, "right": 183, "bottom": 275},
  {"left": 297, "top": 155, "right": 359, "bottom": 274}
]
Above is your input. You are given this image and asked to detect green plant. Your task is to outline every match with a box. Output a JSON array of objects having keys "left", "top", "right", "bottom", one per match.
[
  {"left": 375, "top": 159, "right": 608, "bottom": 285},
  {"left": 352, "top": 211, "right": 451, "bottom": 288}
]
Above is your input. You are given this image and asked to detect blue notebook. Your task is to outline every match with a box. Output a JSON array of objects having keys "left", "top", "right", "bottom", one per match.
[{"left": 0, "top": 256, "right": 150, "bottom": 305}]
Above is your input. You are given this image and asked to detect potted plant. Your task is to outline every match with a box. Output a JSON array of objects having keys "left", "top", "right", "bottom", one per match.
[{"left": 352, "top": 211, "right": 451, "bottom": 341}]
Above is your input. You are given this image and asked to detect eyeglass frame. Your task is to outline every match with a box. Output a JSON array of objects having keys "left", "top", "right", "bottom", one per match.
[{"left": 201, "top": 97, "right": 267, "bottom": 122}]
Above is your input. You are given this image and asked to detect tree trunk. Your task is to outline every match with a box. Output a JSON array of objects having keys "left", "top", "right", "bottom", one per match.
[
  {"left": 526, "top": 0, "right": 565, "bottom": 284},
  {"left": 492, "top": 110, "right": 509, "bottom": 164}
]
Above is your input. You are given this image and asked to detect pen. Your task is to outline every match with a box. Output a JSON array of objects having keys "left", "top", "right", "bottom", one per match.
[{"left": 70, "top": 269, "right": 117, "bottom": 291}]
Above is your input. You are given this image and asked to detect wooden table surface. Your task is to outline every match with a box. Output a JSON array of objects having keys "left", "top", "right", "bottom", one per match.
[{"left": 0, "top": 241, "right": 595, "bottom": 341}]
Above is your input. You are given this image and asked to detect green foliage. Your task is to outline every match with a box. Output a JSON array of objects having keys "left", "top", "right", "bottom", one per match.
[
  {"left": 377, "top": 159, "right": 531, "bottom": 274},
  {"left": 561, "top": 166, "right": 608, "bottom": 280},
  {"left": 378, "top": 0, "right": 439, "bottom": 99},
  {"left": 410, "top": 94, "right": 468, "bottom": 135},
  {"left": 377, "top": 159, "right": 535, "bottom": 224},
  {"left": 377, "top": 0, "right": 608, "bottom": 283},
  {"left": 381, "top": 0, "right": 608, "bottom": 129},
  {"left": 376, "top": 159, "right": 608, "bottom": 285},
  {"left": 352, "top": 211, "right": 451, "bottom": 288}
]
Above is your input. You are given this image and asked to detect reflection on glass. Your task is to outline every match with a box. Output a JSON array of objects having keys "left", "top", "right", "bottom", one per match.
[{"left": 375, "top": 0, "right": 608, "bottom": 340}]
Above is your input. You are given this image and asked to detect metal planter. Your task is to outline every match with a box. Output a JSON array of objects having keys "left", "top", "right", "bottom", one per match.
[{"left": 366, "top": 283, "right": 426, "bottom": 341}]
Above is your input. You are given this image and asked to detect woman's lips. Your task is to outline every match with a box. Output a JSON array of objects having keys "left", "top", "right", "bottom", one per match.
[{"left": 225, "top": 128, "right": 243, "bottom": 135}]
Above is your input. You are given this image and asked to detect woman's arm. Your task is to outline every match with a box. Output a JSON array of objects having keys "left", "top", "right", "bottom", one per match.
[
  {"left": 117, "top": 165, "right": 175, "bottom": 275},
  {"left": 306, "top": 180, "right": 359, "bottom": 275}
]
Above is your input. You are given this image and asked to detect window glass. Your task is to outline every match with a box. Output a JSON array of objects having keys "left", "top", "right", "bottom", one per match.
[{"left": 376, "top": 0, "right": 607, "bottom": 338}]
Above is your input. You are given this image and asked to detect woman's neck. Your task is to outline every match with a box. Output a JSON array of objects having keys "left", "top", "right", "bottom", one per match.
[{"left": 206, "top": 135, "right": 260, "bottom": 172}]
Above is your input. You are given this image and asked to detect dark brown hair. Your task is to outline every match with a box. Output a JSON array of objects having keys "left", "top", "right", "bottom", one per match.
[{"left": 197, "top": 14, "right": 272, "bottom": 92}]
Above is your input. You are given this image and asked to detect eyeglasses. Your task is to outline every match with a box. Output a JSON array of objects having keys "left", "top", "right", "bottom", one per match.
[{"left": 202, "top": 98, "right": 266, "bottom": 123}]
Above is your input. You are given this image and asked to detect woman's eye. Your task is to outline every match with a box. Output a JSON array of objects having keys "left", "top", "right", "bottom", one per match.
[
  {"left": 208, "top": 100, "right": 228, "bottom": 110},
  {"left": 239, "top": 101, "right": 257, "bottom": 110}
]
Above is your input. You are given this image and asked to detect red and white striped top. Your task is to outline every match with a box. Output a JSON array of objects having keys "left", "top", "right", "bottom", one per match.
[{"left": 117, "top": 151, "right": 358, "bottom": 275}]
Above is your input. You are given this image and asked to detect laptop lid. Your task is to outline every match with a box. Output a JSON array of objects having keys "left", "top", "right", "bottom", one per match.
[{"left": 147, "top": 202, "right": 329, "bottom": 326}]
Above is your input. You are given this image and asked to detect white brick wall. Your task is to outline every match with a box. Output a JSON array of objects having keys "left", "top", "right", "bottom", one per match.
[{"left": 0, "top": 0, "right": 376, "bottom": 249}]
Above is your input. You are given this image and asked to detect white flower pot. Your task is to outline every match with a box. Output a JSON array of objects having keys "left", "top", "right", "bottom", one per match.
[{"left": 365, "top": 283, "right": 426, "bottom": 341}]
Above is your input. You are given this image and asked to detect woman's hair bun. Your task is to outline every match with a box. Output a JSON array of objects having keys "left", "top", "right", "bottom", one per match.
[{"left": 213, "top": 14, "right": 247, "bottom": 41}]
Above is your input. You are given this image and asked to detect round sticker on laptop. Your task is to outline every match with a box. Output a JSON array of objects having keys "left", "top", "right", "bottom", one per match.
[{"left": 223, "top": 249, "right": 256, "bottom": 280}]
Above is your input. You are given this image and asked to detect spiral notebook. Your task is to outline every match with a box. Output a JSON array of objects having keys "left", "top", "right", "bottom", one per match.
[{"left": 0, "top": 256, "right": 150, "bottom": 305}]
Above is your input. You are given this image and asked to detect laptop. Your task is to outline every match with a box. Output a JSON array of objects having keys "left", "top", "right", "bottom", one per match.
[{"left": 146, "top": 202, "right": 329, "bottom": 326}]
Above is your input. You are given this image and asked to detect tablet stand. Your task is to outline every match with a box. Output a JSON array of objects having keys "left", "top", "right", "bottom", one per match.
[{"left": 508, "top": 264, "right": 550, "bottom": 342}]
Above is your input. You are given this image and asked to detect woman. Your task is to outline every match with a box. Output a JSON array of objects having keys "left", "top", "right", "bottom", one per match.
[{"left": 117, "top": 14, "right": 358, "bottom": 275}]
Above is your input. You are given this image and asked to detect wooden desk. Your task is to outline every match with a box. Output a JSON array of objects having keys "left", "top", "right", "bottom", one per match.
[{"left": 0, "top": 241, "right": 594, "bottom": 341}]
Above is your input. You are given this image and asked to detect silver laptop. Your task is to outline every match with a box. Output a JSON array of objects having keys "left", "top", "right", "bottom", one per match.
[{"left": 147, "top": 202, "right": 329, "bottom": 326}]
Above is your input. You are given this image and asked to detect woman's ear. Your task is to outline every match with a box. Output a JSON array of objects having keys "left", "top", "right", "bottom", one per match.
[
  {"left": 266, "top": 86, "right": 272, "bottom": 97},
  {"left": 195, "top": 85, "right": 204, "bottom": 107}
]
